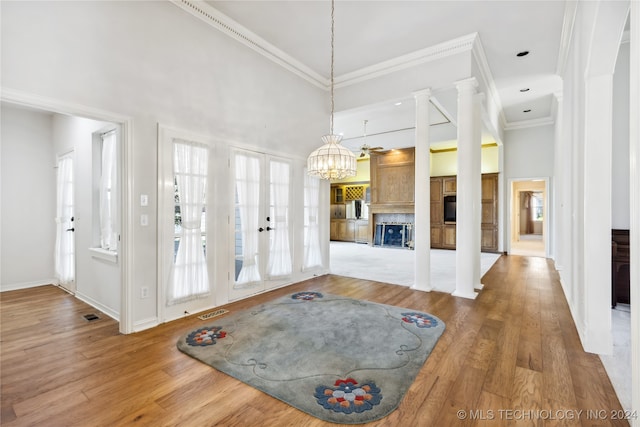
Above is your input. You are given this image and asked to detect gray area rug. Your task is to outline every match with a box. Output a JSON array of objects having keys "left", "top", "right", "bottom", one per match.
[{"left": 177, "top": 292, "right": 445, "bottom": 424}]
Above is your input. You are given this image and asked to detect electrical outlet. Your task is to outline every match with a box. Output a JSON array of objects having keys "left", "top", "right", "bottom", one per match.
[{"left": 141, "top": 287, "right": 149, "bottom": 299}]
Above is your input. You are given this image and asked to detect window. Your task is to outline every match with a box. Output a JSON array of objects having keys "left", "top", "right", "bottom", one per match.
[
  {"left": 531, "top": 192, "right": 543, "bottom": 221},
  {"left": 99, "top": 130, "right": 118, "bottom": 251}
]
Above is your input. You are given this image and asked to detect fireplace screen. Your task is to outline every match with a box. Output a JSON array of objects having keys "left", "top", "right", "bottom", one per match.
[{"left": 374, "top": 222, "right": 414, "bottom": 249}]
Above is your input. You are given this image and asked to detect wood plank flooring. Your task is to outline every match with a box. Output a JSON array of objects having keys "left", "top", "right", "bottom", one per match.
[{"left": 0, "top": 255, "right": 629, "bottom": 426}]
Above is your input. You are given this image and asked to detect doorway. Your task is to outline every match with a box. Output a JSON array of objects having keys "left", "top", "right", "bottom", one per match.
[
  {"left": 510, "top": 179, "right": 547, "bottom": 257},
  {"left": 1, "top": 94, "right": 131, "bottom": 332}
]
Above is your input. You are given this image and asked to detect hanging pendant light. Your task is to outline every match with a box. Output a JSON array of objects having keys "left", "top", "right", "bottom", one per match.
[{"left": 306, "top": 0, "right": 357, "bottom": 180}]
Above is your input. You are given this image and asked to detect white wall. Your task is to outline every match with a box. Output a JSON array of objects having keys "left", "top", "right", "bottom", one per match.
[
  {"left": 1, "top": 1, "right": 326, "bottom": 330},
  {"left": 504, "top": 125, "right": 555, "bottom": 179},
  {"left": 0, "top": 106, "right": 57, "bottom": 290},
  {"left": 612, "top": 41, "right": 630, "bottom": 229}
]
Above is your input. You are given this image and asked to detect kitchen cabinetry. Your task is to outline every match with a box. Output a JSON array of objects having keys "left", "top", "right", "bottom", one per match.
[{"left": 430, "top": 173, "right": 499, "bottom": 252}]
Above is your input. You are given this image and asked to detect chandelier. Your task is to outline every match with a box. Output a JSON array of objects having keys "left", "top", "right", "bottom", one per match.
[{"left": 306, "top": 0, "right": 357, "bottom": 180}]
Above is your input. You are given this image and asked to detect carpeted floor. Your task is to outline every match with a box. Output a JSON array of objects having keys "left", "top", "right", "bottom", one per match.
[{"left": 329, "top": 242, "right": 501, "bottom": 293}]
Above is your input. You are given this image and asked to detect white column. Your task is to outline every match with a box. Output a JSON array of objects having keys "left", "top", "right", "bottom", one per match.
[
  {"left": 553, "top": 92, "right": 564, "bottom": 273},
  {"left": 629, "top": 0, "right": 640, "bottom": 420},
  {"left": 582, "top": 74, "right": 613, "bottom": 354},
  {"left": 453, "top": 78, "right": 482, "bottom": 299},
  {"left": 413, "top": 88, "right": 432, "bottom": 292}
]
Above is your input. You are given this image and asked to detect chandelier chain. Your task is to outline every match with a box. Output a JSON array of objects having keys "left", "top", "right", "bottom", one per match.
[{"left": 330, "top": 0, "right": 335, "bottom": 135}]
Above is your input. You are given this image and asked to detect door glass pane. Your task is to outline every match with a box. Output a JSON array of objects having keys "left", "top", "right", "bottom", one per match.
[
  {"left": 234, "top": 153, "right": 262, "bottom": 287},
  {"left": 55, "top": 155, "right": 75, "bottom": 285},
  {"left": 267, "top": 160, "right": 292, "bottom": 278}
]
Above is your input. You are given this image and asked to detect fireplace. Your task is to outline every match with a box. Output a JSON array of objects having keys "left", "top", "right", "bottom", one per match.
[{"left": 373, "top": 213, "right": 415, "bottom": 250}]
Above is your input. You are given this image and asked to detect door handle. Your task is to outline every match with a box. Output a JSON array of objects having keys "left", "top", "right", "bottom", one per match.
[
  {"left": 266, "top": 226, "right": 274, "bottom": 231},
  {"left": 66, "top": 228, "right": 75, "bottom": 232}
]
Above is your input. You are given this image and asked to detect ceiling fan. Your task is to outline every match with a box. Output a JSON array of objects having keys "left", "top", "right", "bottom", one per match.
[{"left": 359, "top": 120, "right": 384, "bottom": 157}]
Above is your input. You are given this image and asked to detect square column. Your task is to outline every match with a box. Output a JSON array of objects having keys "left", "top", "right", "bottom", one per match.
[
  {"left": 453, "top": 78, "right": 482, "bottom": 299},
  {"left": 412, "top": 88, "right": 432, "bottom": 292}
]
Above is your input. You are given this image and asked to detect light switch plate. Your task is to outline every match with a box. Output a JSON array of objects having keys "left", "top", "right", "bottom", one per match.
[
  {"left": 140, "top": 194, "right": 149, "bottom": 207},
  {"left": 140, "top": 214, "right": 149, "bottom": 226}
]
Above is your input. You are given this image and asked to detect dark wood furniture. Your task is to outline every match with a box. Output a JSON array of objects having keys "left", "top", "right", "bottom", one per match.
[{"left": 611, "top": 229, "right": 630, "bottom": 307}]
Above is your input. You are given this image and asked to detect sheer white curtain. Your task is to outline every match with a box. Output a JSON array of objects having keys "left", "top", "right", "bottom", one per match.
[
  {"left": 267, "top": 160, "right": 292, "bottom": 277},
  {"left": 168, "top": 140, "right": 209, "bottom": 304},
  {"left": 235, "top": 153, "right": 262, "bottom": 287},
  {"left": 303, "top": 171, "right": 322, "bottom": 269},
  {"left": 55, "top": 155, "right": 74, "bottom": 285},
  {"left": 100, "top": 131, "right": 118, "bottom": 251}
]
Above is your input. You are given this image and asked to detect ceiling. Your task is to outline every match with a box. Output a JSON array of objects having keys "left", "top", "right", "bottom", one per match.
[{"left": 207, "top": 0, "right": 568, "bottom": 151}]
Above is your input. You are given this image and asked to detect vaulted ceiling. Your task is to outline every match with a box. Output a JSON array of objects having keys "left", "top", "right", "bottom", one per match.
[{"left": 203, "top": 0, "right": 569, "bottom": 150}]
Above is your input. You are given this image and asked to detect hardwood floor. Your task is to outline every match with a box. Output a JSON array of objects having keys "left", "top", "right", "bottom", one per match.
[{"left": 0, "top": 256, "right": 629, "bottom": 426}]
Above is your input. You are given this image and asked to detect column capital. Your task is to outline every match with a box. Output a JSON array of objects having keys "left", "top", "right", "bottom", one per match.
[
  {"left": 413, "top": 88, "right": 432, "bottom": 98},
  {"left": 455, "top": 77, "right": 479, "bottom": 93}
]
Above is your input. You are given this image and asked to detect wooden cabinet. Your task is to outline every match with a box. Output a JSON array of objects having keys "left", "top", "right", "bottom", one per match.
[
  {"left": 480, "top": 173, "right": 499, "bottom": 251},
  {"left": 355, "top": 220, "right": 369, "bottom": 244},
  {"left": 429, "top": 173, "right": 499, "bottom": 252},
  {"left": 443, "top": 177, "right": 457, "bottom": 194},
  {"left": 332, "top": 187, "right": 344, "bottom": 204},
  {"left": 330, "top": 219, "right": 356, "bottom": 242},
  {"left": 430, "top": 178, "right": 444, "bottom": 250},
  {"left": 443, "top": 224, "right": 457, "bottom": 249}
]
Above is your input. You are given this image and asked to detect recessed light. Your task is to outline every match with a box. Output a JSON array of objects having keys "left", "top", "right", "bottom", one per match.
[
  {"left": 516, "top": 51, "right": 530, "bottom": 57},
  {"left": 520, "top": 88, "right": 530, "bottom": 92},
  {"left": 394, "top": 102, "right": 402, "bottom": 106},
  {"left": 523, "top": 109, "right": 532, "bottom": 113}
]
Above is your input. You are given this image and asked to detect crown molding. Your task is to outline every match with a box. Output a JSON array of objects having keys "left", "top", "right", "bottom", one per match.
[
  {"left": 470, "top": 34, "right": 507, "bottom": 132},
  {"left": 171, "top": 0, "right": 327, "bottom": 90},
  {"left": 503, "top": 116, "right": 555, "bottom": 131},
  {"left": 335, "top": 33, "right": 477, "bottom": 89},
  {"left": 556, "top": 0, "right": 578, "bottom": 76}
]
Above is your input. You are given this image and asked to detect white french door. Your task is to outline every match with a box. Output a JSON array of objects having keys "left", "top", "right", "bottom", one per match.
[
  {"left": 158, "top": 129, "right": 217, "bottom": 322},
  {"left": 230, "top": 149, "right": 293, "bottom": 300},
  {"left": 55, "top": 152, "right": 75, "bottom": 293}
]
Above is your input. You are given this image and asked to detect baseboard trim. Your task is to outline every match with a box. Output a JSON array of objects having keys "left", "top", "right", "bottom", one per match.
[
  {"left": 75, "top": 291, "right": 120, "bottom": 322},
  {"left": 1, "top": 279, "right": 57, "bottom": 292}
]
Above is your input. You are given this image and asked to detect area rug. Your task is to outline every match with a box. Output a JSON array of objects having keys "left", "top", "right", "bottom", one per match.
[{"left": 177, "top": 292, "right": 445, "bottom": 424}]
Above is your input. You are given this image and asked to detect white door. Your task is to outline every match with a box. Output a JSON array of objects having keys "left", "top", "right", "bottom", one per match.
[
  {"left": 159, "top": 135, "right": 217, "bottom": 321},
  {"left": 230, "top": 149, "right": 293, "bottom": 301},
  {"left": 55, "top": 152, "right": 75, "bottom": 293}
]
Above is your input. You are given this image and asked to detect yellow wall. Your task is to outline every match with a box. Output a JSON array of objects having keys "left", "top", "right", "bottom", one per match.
[
  {"left": 430, "top": 145, "right": 500, "bottom": 176},
  {"left": 332, "top": 158, "right": 370, "bottom": 183},
  {"left": 333, "top": 145, "right": 499, "bottom": 184}
]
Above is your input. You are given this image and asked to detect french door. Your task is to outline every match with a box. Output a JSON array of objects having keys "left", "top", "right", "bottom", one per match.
[
  {"left": 55, "top": 152, "right": 75, "bottom": 293},
  {"left": 229, "top": 149, "right": 293, "bottom": 300},
  {"left": 158, "top": 129, "right": 217, "bottom": 322}
]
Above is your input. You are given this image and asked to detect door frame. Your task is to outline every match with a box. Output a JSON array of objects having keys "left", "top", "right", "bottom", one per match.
[
  {"left": 1, "top": 89, "right": 134, "bottom": 334},
  {"left": 507, "top": 177, "right": 549, "bottom": 258}
]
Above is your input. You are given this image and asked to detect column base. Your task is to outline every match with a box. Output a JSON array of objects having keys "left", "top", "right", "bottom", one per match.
[
  {"left": 411, "top": 283, "right": 433, "bottom": 293},
  {"left": 451, "top": 290, "right": 479, "bottom": 300}
]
